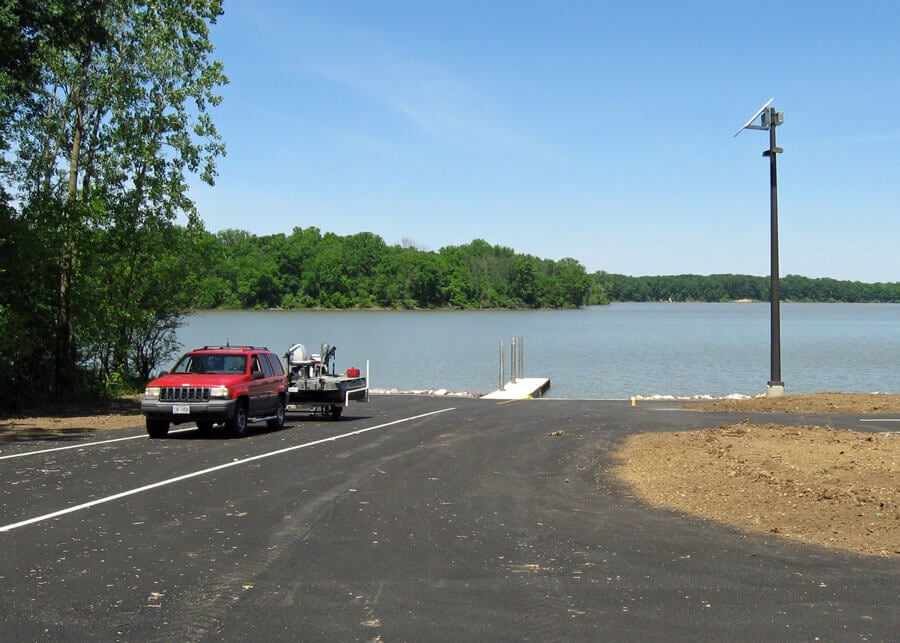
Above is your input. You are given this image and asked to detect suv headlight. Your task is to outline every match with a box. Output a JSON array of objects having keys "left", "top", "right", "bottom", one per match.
[
  {"left": 144, "top": 386, "right": 161, "bottom": 400},
  {"left": 209, "top": 385, "right": 231, "bottom": 399}
]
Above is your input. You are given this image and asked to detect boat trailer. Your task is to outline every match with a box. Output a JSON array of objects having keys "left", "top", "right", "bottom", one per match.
[{"left": 284, "top": 343, "right": 369, "bottom": 420}]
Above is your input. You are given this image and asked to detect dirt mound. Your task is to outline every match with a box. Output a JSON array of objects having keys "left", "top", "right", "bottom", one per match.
[
  {"left": 687, "top": 392, "right": 900, "bottom": 414},
  {"left": 615, "top": 418, "right": 899, "bottom": 557}
]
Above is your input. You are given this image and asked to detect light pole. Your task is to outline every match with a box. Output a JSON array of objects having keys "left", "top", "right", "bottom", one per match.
[{"left": 735, "top": 99, "right": 785, "bottom": 397}]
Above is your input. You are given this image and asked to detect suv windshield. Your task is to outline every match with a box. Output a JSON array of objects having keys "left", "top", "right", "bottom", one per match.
[{"left": 172, "top": 353, "right": 247, "bottom": 375}]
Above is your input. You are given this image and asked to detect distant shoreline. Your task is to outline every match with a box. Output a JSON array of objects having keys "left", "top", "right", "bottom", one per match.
[{"left": 185, "top": 299, "right": 900, "bottom": 314}]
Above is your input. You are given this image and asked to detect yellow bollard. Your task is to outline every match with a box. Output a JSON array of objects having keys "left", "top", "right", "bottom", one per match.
[{"left": 631, "top": 396, "right": 636, "bottom": 407}]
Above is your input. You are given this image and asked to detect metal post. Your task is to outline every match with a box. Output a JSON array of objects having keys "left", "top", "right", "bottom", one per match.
[
  {"left": 735, "top": 100, "right": 785, "bottom": 397},
  {"left": 518, "top": 336, "right": 524, "bottom": 379},
  {"left": 763, "top": 108, "right": 784, "bottom": 396},
  {"left": 499, "top": 340, "right": 505, "bottom": 391},
  {"left": 510, "top": 336, "right": 517, "bottom": 383}
]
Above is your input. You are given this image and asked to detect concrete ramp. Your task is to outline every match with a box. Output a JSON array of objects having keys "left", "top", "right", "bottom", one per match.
[{"left": 482, "top": 377, "right": 550, "bottom": 400}]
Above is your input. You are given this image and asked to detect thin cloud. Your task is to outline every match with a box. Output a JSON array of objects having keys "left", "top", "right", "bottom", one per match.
[
  {"left": 312, "top": 56, "right": 510, "bottom": 150},
  {"left": 300, "top": 26, "right": 562, "bottom": 161}
]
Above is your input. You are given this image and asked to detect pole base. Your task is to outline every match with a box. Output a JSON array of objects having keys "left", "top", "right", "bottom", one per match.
[{"left": 766, "top": 381, "right": 785, "bottom": 398}]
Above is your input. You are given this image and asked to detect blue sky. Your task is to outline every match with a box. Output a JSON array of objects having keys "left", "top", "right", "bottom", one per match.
[{"left": 189, "top": 0, "right": 899, "bottom": 282}]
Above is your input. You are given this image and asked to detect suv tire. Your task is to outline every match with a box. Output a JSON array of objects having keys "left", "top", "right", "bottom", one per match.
[
  {"left": 147, "top": 418, "right": 170, "bottom": 438},
  {"left": 267, "top": 398, "right": 285, "bottom": 430},
  {"left": 227, "top": 401, "right": 249, "bottom": 437}
]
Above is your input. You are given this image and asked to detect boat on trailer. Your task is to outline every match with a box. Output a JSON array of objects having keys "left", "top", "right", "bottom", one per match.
[{"left": 284, "top": 343, "right": 369, "bottom": 419}]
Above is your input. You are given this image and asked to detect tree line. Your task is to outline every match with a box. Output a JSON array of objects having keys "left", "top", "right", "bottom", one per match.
[
  {"left": 192, "top": 228, "right": 594, "bottom": 311},
  {"left": 594, "top": 273, "right": 898, "bottom": 303},
  {"left": 184, "top": 228, "right": 898, "bottom": 311}
]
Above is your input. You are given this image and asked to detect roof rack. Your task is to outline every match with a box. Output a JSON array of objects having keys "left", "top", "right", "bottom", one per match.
[{"left": 197, "top": 345, "right": 269, "bottom": 351}]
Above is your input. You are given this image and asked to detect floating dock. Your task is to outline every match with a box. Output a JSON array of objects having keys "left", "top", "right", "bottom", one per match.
[{"left": 482, "top": 377, "right": 550, "bottom": 400}]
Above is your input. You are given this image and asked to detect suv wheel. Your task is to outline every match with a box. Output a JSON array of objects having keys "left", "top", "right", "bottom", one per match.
[
  {"left": 227, "top": 401, "right": 249, "bottom": 437},
  {"left": 267, "top": 398, "right": 285, "bottom": 431},
  {"left": 147, "top": 418, "right": 170, "bottom": 438}
]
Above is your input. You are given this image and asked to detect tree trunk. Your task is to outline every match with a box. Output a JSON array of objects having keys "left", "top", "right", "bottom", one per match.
[{"left": 54, "top": 50, "right": 92, "bottom": 399}]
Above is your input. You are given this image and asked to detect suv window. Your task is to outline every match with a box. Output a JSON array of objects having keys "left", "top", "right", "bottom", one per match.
[
  {"left": 259, "top": 353, "right": 276, "bottom": 377},
  {"left": 262, "top": 352, "right": 284, "bottom": 376},
  {"left": 250, "top": 353, "right": 271, "bottom": 377},
  {"left": 172, "top": 353, "right": 246, "bottom": 375},
  {"left": 224, "top": 355, "right": 247, "bottom": 373},
  {"left": 173, "top": 354, "right": 212, "bottom": 374}
]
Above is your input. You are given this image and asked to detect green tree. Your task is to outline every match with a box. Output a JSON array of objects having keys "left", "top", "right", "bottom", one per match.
[
  {"left": 2, "top": 0, "right": 226, "bottom": 406},
  {"left": 509, "top": 255, "right": 538, "bottom": 307},
  {"left": 597, "top": 272, "right": 897, "bottom": 303},
  {"left": 552, "top": 258, "right": 592, "bottom": 307}
]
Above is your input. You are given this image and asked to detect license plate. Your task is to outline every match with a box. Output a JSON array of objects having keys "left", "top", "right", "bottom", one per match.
[{"left": 173, "top": 405, "right": 190, "bottom": 415}]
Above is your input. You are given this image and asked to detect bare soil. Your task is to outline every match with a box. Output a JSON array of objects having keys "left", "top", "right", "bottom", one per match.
[
  {"left": 616, "top": 393, "right": 900, "bottom": 557},
  {"left": 685, "top": 391, "right": 900, "bottom": 415},
  {"left": 3, "top": 393, "right": 898, "bottom": 557},
  {"left": 0, "top": 396, "right": 143, "bottom": 442}
]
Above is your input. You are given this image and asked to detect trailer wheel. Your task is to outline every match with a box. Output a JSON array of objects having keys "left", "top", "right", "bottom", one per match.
[{"left": 330, "top": 405, "right": 342, "bottom": 420}]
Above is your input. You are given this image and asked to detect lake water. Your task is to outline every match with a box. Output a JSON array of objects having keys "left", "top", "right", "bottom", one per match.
[{"left": 176, "top": 303, "right": 899, "bottom": 399}]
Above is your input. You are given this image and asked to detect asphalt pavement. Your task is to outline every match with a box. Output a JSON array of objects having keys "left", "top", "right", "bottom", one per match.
[{"left": 1, "top": 396, "right": 897, "bottom": 641}]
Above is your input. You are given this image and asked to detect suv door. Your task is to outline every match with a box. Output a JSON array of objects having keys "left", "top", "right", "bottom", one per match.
[
  {"left": 248, "top": 353, "right": 268, "bottom": 416},
  {"left": 263, "top": 352, "right": 284, "bottom": 413}
]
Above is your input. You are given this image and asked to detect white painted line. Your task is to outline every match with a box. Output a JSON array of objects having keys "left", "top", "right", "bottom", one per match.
[
  {"left": 859, "top": 418, "right": 900, "bottom": 422},
  {"left": 0, "top": 426, "right": 195, "bottom": 460},
  {"left": 0, "top": 408, "right": 455, "bottom": 532}
]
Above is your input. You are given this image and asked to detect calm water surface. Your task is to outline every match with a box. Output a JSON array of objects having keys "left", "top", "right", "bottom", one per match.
[{"left": 177, "top": 303, "right": 899, "bottom": 399}]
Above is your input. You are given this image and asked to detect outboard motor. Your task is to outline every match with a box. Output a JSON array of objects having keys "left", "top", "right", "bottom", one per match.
[
  {"left": 288, "top": 343, "right": 309, "bottom": 365},
  {"left": 288, "top": 343, "right": 314, "bottom": 377}
]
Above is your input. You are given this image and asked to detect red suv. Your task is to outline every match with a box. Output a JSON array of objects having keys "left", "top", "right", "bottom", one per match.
[{"left": 141, "top": 346, "right": 287, "bottom": 438}]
